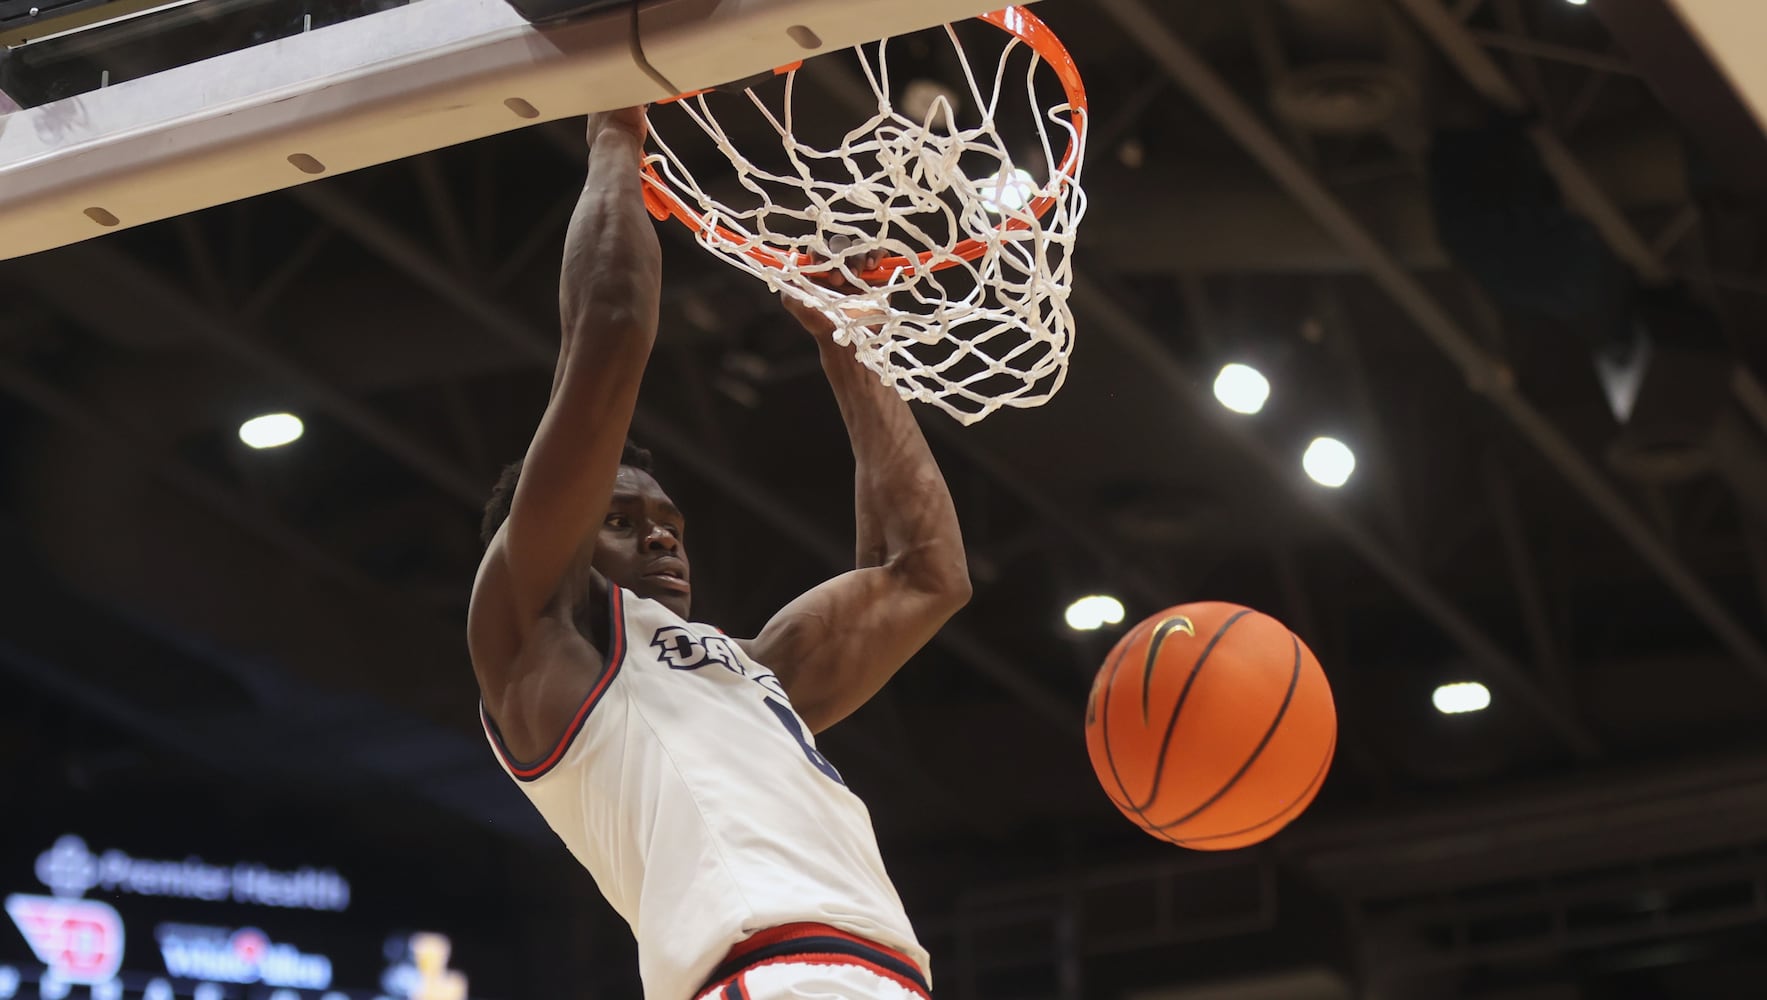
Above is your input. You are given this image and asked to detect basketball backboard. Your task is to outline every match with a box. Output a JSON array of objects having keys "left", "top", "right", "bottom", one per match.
[
  {"left": 1665, "top": 0, "right": 1767, "bottom": 139},
  {"left": 0, "top": 0, "right": 1027, "bottom": 260}
]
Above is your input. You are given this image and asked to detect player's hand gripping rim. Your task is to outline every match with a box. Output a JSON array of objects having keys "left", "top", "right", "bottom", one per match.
[
  {"left": 781, "top": 238, "right": 890, "bottom": 340},
  {"left": 586, "top": 106, "right": 650, "bottom": 154}
]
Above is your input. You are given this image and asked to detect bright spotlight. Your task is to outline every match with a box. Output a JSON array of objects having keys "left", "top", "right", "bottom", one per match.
[
  {"left": 1213, "top": 363, "right": 1271, "bottom": 415},
  {"left": 239, "top": 412, "right": 304, "bottom": 449},
  {"left": 1433, "top": 681, "right": 1492, "bottom": 715},
  {"left": 902, "top": 79, "right": 962, "bottom": 123},
  {"left": 978, "top": 167, "right": 1039, "bottom": 215},
  {"left": 1065, "top": 595, "right": 1125, "bottom": 632},
  {"left": 1303, "top": 436, "right": 1355, "bottom": 488}
]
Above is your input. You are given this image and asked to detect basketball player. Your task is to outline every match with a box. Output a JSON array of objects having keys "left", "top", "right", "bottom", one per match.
[{"left": 467, "top": 105, "right": 969, "bottom": 1000}]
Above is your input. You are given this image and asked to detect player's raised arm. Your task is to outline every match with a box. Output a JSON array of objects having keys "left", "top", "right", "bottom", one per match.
[
  {"left": 742, "top": 271, "right": 972, "bottom": 734},
  {"left": 468, "top": 108, "right": 661, "bottom": 685}
]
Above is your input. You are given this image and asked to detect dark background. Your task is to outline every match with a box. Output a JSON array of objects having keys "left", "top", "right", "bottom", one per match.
[{"left": 8, "top": 0, "right": 1767, "bottom": 997}]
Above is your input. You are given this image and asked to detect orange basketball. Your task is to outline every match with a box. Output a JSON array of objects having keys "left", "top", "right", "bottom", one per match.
[{"left": 1084, "top": 602, "right": 1337, "bottom": 850}]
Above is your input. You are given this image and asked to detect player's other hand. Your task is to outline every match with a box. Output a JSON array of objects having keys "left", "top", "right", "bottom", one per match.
[
  {"left": 811, "top": 247, "right": 886, "bottom": 294},
  {"left": 587, "top": 106, "right": 649, "bottom": 150},
  {"left": 781, "top": 289, "right": 836, "bottom": 338},
  {"left": 782, "top": 247, "right": 885, "bottom": 338}
]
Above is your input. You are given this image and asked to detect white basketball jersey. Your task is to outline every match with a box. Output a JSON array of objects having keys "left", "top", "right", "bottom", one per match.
[{"left": 481, "top": 586, "right": 930, "bottom": 1000}]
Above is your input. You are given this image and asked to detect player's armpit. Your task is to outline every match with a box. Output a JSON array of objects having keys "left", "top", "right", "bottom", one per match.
[{"left": 741, "top": 555, "right": 970, "bottom": 734}]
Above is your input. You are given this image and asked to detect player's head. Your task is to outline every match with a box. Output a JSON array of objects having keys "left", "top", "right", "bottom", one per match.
[{"left": 481, "top": 440, "right": 692, "bottom": 618}]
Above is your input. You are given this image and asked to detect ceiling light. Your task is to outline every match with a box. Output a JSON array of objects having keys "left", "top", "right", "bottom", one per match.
[
  {"left": 1213, "top": 363, "right": 1271, "bottom": 415},
  {"left": 1433, "top": 681, "right": 1491, "bottom": 715},
  {"left": 902, "top": 79, "right": 962, "bottom": 124},
  {"left": 1303, "top": 436, "right": 1355, "bottom": 488},
  {"left": 239, "top": 413, "right": 304, "bottom": 449},
  {"left": 1065, "top": 595, "right": 1125, "bottom": 632},
  {"left": 977, "top": 167, "right": 1039, "bottom": 215}
]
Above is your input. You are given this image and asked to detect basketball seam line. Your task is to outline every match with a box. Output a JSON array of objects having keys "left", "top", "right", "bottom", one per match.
[
  {"left": 1148, "top": 632, "right": 1303, "bottom": 833},
  {"left": 1174, "top": 730, "right": 1335, "bottom": 845},
  {"left": 1128, "top": 609, "right": 1254, "bottom": 812},
  {"left": 1095, "top": 621, "right": 1148, "bottom": 819}
]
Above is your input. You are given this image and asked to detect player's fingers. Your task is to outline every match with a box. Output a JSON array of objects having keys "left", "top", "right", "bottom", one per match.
[
  {"left": 805, "top": 258, "right": 844, "bottom": 291},
  {"left": 815, "top": 238, "right": 849, "bottom": 288}
]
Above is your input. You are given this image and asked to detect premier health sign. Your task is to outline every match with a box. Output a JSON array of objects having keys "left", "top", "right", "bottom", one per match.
[
  {"left": 1, "top": 835, "right": 466, "bottom": 1000},
  {"left": 32, "top": 837, "right": 350, "bottom": 914}
]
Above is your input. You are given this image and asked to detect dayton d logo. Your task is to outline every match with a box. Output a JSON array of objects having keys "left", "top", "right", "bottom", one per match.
[{"left": 6, "top": 894, "right": 125, "bottom": 984}]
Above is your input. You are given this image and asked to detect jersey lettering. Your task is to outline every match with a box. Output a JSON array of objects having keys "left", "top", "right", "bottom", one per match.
[
  {"left": 648, "top": 626, "right": 841, "bottom": 786},
  {"left": 752, "top": 671, "right": 788, "bottom": 700},
  {"left": 650, "top": 626, "right": 746, "bottom": 676},
  {"left": 764, "top": 696, "right": 845, "bottom": 785}
]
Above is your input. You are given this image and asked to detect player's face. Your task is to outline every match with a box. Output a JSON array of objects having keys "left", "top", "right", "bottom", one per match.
[{"left": 594, "top": 466, "right": 692, "bottom": 618}]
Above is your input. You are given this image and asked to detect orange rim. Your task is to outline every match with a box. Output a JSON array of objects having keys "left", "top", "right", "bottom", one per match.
[{"left": 639, "top": 5, "right": 1088, "bottom": 283}]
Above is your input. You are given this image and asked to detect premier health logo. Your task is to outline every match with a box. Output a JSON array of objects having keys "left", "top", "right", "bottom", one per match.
[{"left": 34, "top": 836, "right": 349, "bottom": 912}]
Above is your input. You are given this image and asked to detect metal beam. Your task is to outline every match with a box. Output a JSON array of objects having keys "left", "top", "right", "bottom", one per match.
[
  {"left": 291, "top": 184, "right": 554, "bottom": 367},
  {"left": 1482, "top": 449, "right": 1576, "bottom": 708},
  {"left": 17, "top": 245, "right": 487, "bottom": 505},
  {"left": 917, "top": 422, "right": 1173, "bottom": 610},
  {"left": 1314, "top": 281, "right": 1422, "bottom": 564},
  {"left": 1095, "top": 0, "right": 1767, "bottom": 701},
  {"left": 1490, "top": 0, "right": 1552, "bottom": 112},
  {"left": 239, "top": 221, "right": 335, "bottom": 322},
  {"left": 1388, "top": 0, "right": 1670, "bottom": 283},
  {"left": 1468, "top": 30, "right": 1638, "bottom": 77},
  {"left": 413, "top": 158, "right": 477, "bottom": 273},
  {"left": 0, "top": 359, "right": 397, "bottom": 601}
]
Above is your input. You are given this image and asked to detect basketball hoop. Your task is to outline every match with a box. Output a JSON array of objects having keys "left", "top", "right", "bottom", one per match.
[{"left": 640, "top": 6, "right": 1089, "bottom": 425}]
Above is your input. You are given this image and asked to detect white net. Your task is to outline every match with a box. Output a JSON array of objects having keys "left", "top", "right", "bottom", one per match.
[{"left": 641, "top": 9, "right": 1088, "bottom": 425}]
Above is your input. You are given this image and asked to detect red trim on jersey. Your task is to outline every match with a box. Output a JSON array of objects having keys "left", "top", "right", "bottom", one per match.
[
  {"left": 700, "top": 923, "right": 931, "bottom": 999},
  {"left": 480, "top": 586, "right": 628, "bottom": 782}
]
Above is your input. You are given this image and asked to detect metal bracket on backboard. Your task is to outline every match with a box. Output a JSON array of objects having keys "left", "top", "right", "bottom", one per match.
[
  {"left": 491, "top": 0, "right": 793, "bottom": 101},
  {"left": 494, "top": 0, "right": 626, "bottom": 26}
]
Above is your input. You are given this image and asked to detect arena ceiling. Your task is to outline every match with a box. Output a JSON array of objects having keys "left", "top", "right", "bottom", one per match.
[{"left": 6, "top": 0, "right": 1767, "bottom": 997}]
